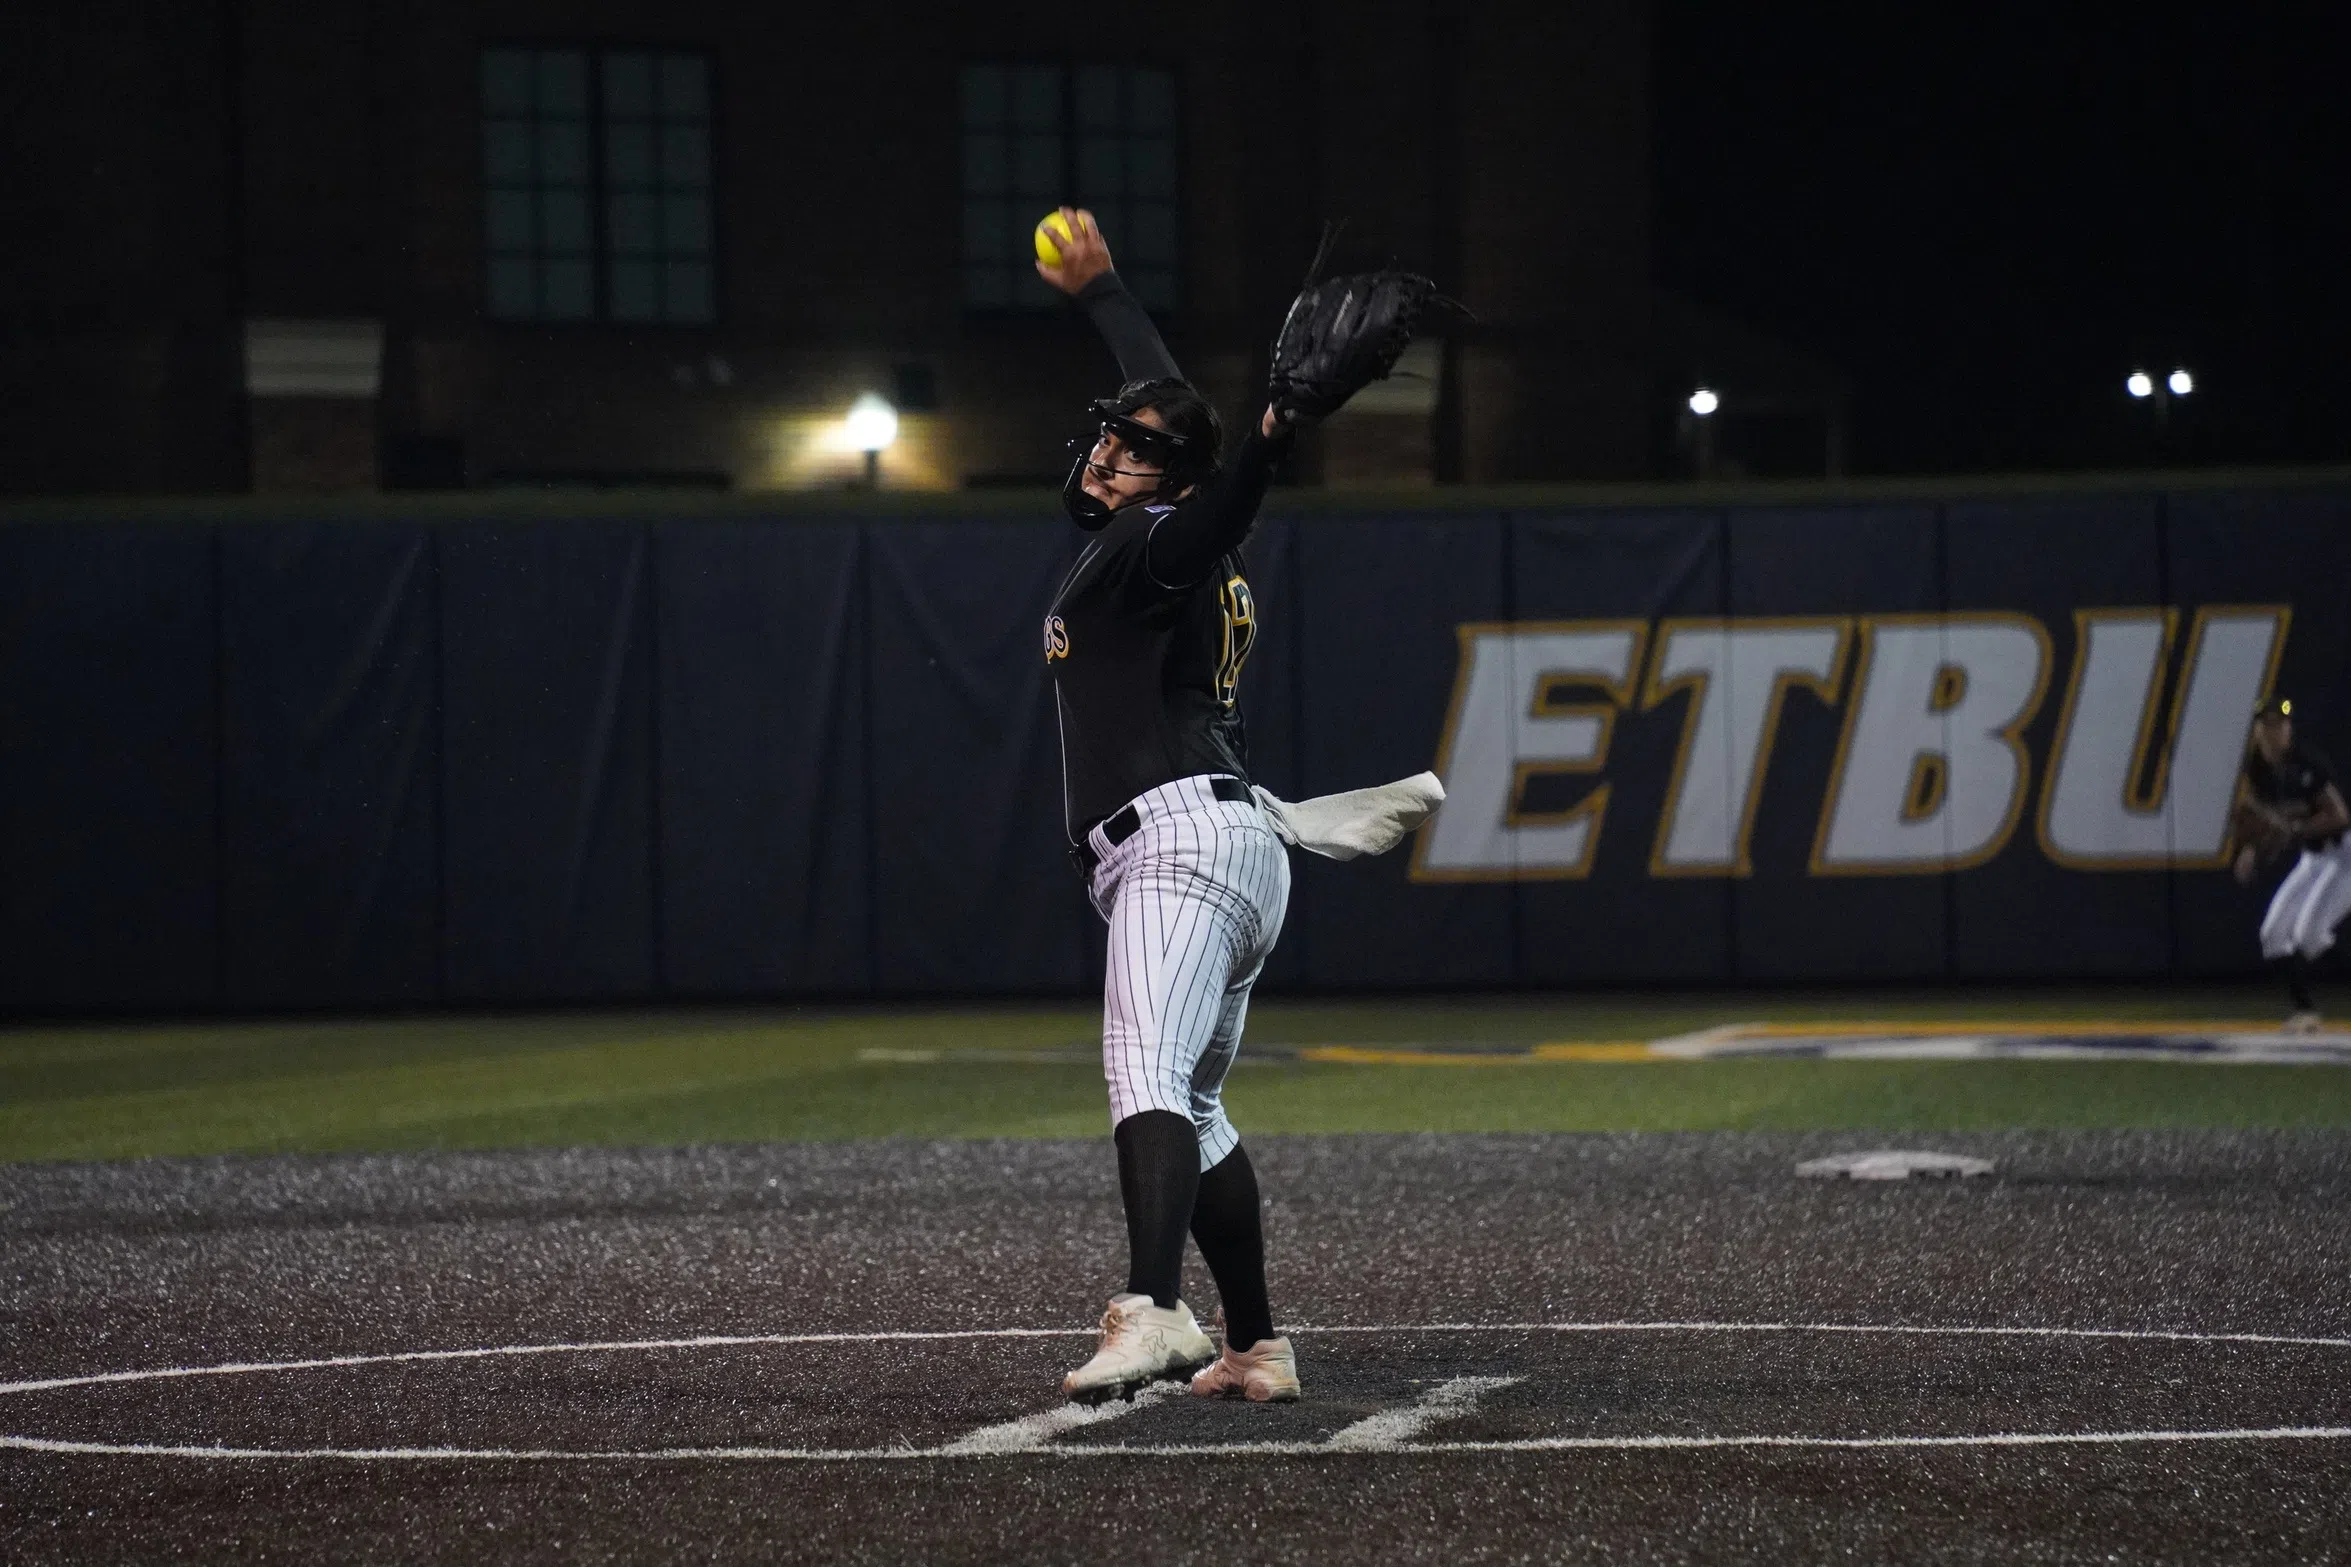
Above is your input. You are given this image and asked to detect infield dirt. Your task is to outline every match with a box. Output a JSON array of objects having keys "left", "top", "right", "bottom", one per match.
[{"left": 4, "top": 1130, "right": 2349, "bottom": 1562}]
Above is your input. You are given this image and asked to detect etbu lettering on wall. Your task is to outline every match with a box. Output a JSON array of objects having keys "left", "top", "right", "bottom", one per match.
[{"left": 1416, "top": 607, "right": 2288, "bottom": 880}]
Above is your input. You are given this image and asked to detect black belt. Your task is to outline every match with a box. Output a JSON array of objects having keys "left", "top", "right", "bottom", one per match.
[{"left": 1071, "top": 776, "right": 1255, "bottom": 874}]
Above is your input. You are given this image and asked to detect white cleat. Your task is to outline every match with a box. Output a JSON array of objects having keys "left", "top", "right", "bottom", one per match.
[
  {"left": 1062, "top": 1294, "right": 1215, "bottom": 1406},
  {"left": 2285, "top": 1009, "right": 2324, "bottom": 1035},
  {"left": 1191, "top": 1334, "right": 1302, "bottom": 1403}
]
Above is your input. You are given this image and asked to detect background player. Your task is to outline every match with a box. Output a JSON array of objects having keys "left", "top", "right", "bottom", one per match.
[
  {"left": 1035, "top": 207, "right": 1304, "bottom": 1406},
  {"left": 2233, "top": 697, "right": 2351, "bottom": 1030}
]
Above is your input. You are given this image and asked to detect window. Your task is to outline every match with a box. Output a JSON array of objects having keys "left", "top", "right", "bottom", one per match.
[
  {"left": 600, "top": 53, "right": 714, "bottom": 323},
  {"left": 960, "top": 64, "right": 1180, "bottom": 312},
  {"left": 481, "top": 47, "right": 716, "bottom": 325},
  {"left": 482, "top": 50, "right": 594, "bottom": 321}
]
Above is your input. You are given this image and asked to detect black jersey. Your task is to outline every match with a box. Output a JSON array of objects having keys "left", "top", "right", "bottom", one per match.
[
  {"left": 1046, "top": 270, "right": 1287, "bottom": 836},
  {"left": 1046, "top": 500, "right": 1260, "bottom": 835},
  {"left": 2248, "top": 742, "right": 2343, "bottom": 848}
]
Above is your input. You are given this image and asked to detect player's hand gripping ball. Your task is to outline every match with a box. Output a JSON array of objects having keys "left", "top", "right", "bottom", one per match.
[
  {"left": 1034, "top": 210, "right": 1078, "bottom": 266},
  {"left": 1034, "top": 208, "right": 1112, "bottom": 296}
]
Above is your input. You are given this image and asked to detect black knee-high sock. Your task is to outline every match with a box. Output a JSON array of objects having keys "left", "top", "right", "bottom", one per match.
[
  {"left": 1191, "top": 1144, "right": 1275, "bottom": 1352},
  {"left": 2273, "top": 953, "right": 2317, "bottom": 1012},
  {"left": 1114, "top": 1111, "right": 1199, "bottom": 1309}
]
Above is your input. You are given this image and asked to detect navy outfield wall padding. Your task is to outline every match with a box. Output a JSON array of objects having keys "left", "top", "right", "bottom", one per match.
[
  {"left": 0, "top": 522, "right": 220, "bottom": 1011},
  {"left": 865, "top": 520, "right": 1096, "bottom": 994},
  {"left": 1508, "top": 508, "right": 1729, "bottom": 984},
  {"left": 1941, "top": 497, "right": 2171, "bottom": 979},
  {"left": 439, "top": 522, "right": 657, "bottom": 1003},
  {"left": 2164, "top": 489, "right": 2351, "bottom": 979},
  {"left": 3, "top": 485, "right": 2349, "bottom": 1016},
  {"left": 219, "top": 521, "right": 440, "bottom": 1007},
  {"left": 655, "top": 520, "right": 872, "bottom": 995},
  {"left": 1726, "top": 505, "right": 1948, "bottom": 981},
  {"left": 1291, "top": 514, "right": 1514, "bottom": 990}
]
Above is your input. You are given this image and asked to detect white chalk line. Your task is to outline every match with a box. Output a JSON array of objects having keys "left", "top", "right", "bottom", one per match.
[
  {"left": 6, "top": 1321, "right": 2348, "bottom": 1463},
  {"left": 1299, "top": 1322, "right": 2351, "bottom": 1349},
  {"left": 0, "top": 1329, "right": 1087, "bottom": 1399},
  {"left": 1326, "top": 1376, "right": 1522, "bottom": 1450},
  {"left": 6, "top": 1426, "right": 2351, "bottom": 1462},
  {"left": 9, "top": 1320, "right": 2347, "bottom": 1400},
  {"left": 936, "top": 1380, "right": 1179, "bottom": 1454}
]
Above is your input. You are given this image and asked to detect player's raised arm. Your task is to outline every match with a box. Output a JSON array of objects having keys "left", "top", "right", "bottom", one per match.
[
  {"left": 1035, "top": 207, "right": 1182, "bottom": 383},
  {"left": 1143, "top": 421, "right": 1292, "bottom": 587}
]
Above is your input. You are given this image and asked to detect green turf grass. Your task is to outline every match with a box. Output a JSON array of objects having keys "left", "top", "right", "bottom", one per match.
[{"left": 3, "top": 987, "right": 2347, "bottom": 1163}]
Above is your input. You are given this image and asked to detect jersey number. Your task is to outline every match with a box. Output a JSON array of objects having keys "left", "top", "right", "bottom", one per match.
[{"left": 1216, "top": 577, "right": 1256, "bottom": 709}]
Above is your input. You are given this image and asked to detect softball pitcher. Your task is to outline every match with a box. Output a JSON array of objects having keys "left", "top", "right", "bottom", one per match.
[{"left": 1033, "top": 209, "right": 1447, "bottom": 1405}]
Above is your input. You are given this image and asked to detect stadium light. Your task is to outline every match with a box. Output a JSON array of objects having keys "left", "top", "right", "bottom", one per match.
[
  {"left": 847, "top": 393, "right": 898, "bottom": 453},
  {"left": 1687, "top": 387, "right": 1720, "bottom": 417},
  {"left": 2125, "top": 371, "right": 2154, "bottom": 399},
  {"left": 846, "top": 392, "right": 899, "bottom": 486},
  {"left": 2168, "top": 368, "right": 2194, "bottom": 396}
]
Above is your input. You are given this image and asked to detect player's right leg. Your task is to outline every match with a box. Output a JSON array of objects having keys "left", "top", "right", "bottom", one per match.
[
  {"left": 2261, "top": 853, "right": 2328, "bottom": 1027},
  {"left": 1061, "top": 1099, "right": 1217, "bottom": 1403},
  {"left": 1067, "top": 833, "right": 1249, "bottom": 1403},
  {"left": 2278, "top": 844, "right": 2351, "bottom": 1030},
  {"left": 1060, "top": 1279, "right": 1215, "bottom": 1406}
]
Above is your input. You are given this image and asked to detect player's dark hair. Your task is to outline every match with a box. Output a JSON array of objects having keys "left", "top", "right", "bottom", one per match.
[{"left": 1109, "top": 378, "right": 1223, "bottom": 486}]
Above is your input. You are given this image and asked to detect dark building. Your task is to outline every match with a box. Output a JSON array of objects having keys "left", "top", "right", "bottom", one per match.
[{"left": 3, "top": 1, "right": 1655, "bottom": 497}]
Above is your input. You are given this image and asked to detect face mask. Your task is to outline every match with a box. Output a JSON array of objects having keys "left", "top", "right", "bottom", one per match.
[{"left": 1059, "top": 403, "right": 1190, "bottom": 528}]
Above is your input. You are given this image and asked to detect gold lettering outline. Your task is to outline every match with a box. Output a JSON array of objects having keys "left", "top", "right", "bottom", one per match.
[
  {"left": 1410, "top": 619, "right": 1647, "bottom": 884},
  {"left": 2032, "top": 608, "right": 2173, "bottom": 871},
  {"left": 1900, "top": 753, "right": 1949, "bottom": 822},
  {"left": 1808, "top": 612, "right": 2053, "bottom": 877},
  {"left": 2034, "top": 603, "right": 2292, "bottom": 872},
  {"left": 1641, "top": 616, "right": 1854, "bottom": 879},
  {"left": 1504, "top": 712, "right": 1618, "bottom": 827},
  {"left": 2118, "top": 612, "right": 2183, "bottom": 813}
]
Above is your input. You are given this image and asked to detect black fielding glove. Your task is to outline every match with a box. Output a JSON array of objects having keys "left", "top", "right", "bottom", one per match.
[
  {"left": 1267, "top": 269, "right": 1448, "bottom": 425},
  {"left": 1265, "top": 221, "right": 1463, "bottom": 426}
]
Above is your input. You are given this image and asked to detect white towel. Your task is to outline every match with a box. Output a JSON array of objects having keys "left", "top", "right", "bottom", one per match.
[{"left": 1250, "top": 772, "right": 1446, "bottom": 861}]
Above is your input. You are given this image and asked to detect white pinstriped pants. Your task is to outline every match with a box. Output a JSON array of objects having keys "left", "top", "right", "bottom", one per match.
[
  {"left": 2260, "top": 838, "right": 2351, "bottom": 961},
  {"left": 1086, "top": 774, "right": 1291, "bottom": 1171}
]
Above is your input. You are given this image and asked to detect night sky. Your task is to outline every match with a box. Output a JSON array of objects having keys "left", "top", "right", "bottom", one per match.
[{"left": 1657, "top": 2, "right": 2351, "bottom": 474}]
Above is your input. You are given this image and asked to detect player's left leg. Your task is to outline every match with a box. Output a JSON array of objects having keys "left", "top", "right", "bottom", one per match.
[
  {"left": 2261, "top": 851, "right": 2329, "bottom": 1026},
  {"left": 2282, "top": 842, "right": 2351, "bottom": 1030},
  {"left": 1187, "top": 986, "right": 1275, "bottom": 1346},
  {"left": 1182, "top": 842, "right": 1298, "bottom": 1401},
  {"left": 1187, "top": 1138, "right": 1301, "bottom": 1402}
]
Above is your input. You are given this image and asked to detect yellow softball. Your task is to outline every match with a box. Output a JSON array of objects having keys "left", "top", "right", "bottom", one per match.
[{"left": 1034, "top": 210, "right": 1079, "bottom": 266}]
